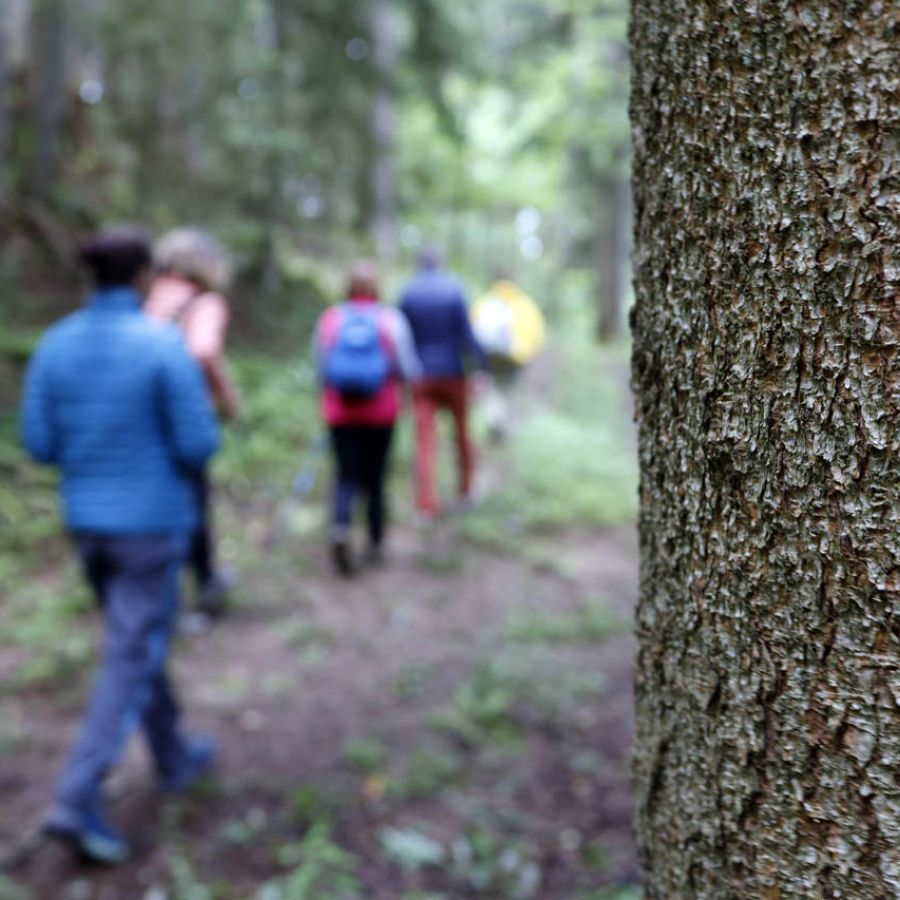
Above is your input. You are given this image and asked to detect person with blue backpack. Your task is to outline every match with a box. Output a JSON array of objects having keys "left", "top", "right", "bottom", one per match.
[
  {"left": 20, "top": 226, "right": 220, "bottom": 864},
  {"left": 313, "top": 259, "right": 421, "bottom": 575}
]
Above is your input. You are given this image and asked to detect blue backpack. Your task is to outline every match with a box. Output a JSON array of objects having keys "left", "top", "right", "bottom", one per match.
[{"left": 324, "top": 306, "right": 391, "bottom": 398}]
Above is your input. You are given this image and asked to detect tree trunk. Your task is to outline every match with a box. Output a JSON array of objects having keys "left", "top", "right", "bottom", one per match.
[
  {"left": 32, "top": 0, "right": 67, "bottom": 195},
  {"left": 630, "top": 2, "right": 900, "bottom": 896},
  {"left": 369, "top": 0, "right": 399, "bottom": 262},
  {"left": 2, "top": 0, "right": 31, "bottom": 201},
  {"left": 596, "top": 175, "right": 630, "bottom": 342},
  {"left": 258, "top": 0, "right": 287, "bottom": 299},
  {"left": 0, "top": 8, "right": 9, "bottom": 200}
]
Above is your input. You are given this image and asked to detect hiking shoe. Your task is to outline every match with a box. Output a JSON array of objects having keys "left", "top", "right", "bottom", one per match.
[
  {"left": 44, "top": 803, "right": 130, "bottom": 865},
  {"left": 454, "top": 494, "right": 479, "bottom": 514},
  {"left": 160, "top": 735, "right": 216, "bottom": 792},
  {"left": 362, "top": 544, "right": 386, "bottom": 568},
  {"left": 197, "top": 568, "right": 237, "bottom": 618},
  {"left": 413, "top": 510, "right": 439, "bottom": 529},
  {"left": 331, "top": 537, "right": 355, "bottom": 576}
]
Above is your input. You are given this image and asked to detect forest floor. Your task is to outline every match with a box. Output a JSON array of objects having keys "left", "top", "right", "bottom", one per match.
[{"left": 0, "top": 343, "right": 641, "bottom": 900}]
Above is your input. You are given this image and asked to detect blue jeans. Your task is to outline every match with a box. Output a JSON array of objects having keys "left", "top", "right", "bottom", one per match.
[{"left": 55, "top": 533, "right": 189, "bottom": 813}]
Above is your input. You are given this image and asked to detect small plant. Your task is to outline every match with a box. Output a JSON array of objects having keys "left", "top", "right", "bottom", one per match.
[
  {"left": 289, "top": 786, "right": 337, "bottom": 828},
  {"left": 579, "top": 888, "right": 643, "bottom": 900},
  {"left": 380, "top": 826, "right": 446, "bottom": 871},
  {"left": 448, "top": 828, "right": 541, "bottom": 899},
  {"left": 506, "top": 598, "right": 627, "bottom": 645},
  {"left": 393, "top": 660, "right": 434, "bottom": 701},
  {"left": 281, "top": 619, "right": 336, "bottom": 652},
  {"left": 387, "top": 746, "right": 463, "bottom": 802},
  {"left": 343, "top": 737, "right": 388, "bottom": 775},
  {"left": 168, "top": 853, "right": 219, "bottom": 900},
  {"left": 429, "top": 659, "right": 522, "bottom": 747},
  {"left": 433, "top": 647, "right": 610, "bottom": 744},
  {"left": 257, "top": 823, "right": 360, "bottom": 900},
  {"left": 221, "top": 807, "right": 269, "bottom": 846}
]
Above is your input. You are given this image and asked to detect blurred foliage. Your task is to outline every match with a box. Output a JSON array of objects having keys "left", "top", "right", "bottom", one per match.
[
  {"left": 1, "top": 9, "right": 636, "bottom": 888},
  {"left": 2, "top": 0, "right": 628, "bottom": 335},
  {"left": 216, "top": 355, "right": 319, "bottom": 489},
  {"left": 461, "top": 297, "right": 637, "bottom": 547},
  {"left": 0, "top": 279, "right": 636, "bottom": 688}
]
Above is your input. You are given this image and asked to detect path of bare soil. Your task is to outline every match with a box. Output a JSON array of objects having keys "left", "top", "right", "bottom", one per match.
[{"left": 1, "top": 357, "right": 641, "bottom": 900}]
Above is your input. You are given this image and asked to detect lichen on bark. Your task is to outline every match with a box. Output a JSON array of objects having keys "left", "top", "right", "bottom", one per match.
[{"left": 630, "top": 1, "right": 900, "bottom": 896}]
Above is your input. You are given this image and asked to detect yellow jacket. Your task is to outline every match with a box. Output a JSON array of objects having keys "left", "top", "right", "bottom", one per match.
[{"left": 471, "top": 280, "right": 546, "bottom": 366}]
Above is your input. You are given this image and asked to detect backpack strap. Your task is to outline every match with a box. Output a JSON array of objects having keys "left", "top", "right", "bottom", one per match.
[{"left": 332, "top": 303, "right": 395, "bottom": 356}]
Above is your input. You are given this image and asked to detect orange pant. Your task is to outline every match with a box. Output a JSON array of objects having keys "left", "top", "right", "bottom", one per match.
[{"left": 412, "top": 378, "right": 474, "bottom": 515}]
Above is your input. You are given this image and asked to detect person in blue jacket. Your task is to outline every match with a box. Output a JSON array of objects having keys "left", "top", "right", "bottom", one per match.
[
  {"left": 399, "top": 250, "right": 487, "bottom": 518},
  {"left": 20, "top": 226, "right": 220, "bottom": 865}
]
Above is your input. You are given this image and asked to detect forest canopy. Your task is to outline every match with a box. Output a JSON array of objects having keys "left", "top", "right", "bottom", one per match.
[{"left": 0, "top": 0, "right": 629, "bottom": 336}]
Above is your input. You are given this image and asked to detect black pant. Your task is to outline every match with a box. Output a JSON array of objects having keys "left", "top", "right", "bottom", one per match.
[
  {"left": 330, "top": 425, "right": 394, "bottom": 547},
  {"left": 189, "top": 468, "right": 214, "bottom": 586}
]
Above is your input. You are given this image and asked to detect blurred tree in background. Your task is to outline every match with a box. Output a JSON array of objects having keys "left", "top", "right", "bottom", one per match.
[{"left": 0, "top": 0, "right": 629, "bottom": 341}]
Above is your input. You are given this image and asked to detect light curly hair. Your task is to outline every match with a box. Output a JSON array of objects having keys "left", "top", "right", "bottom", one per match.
[{"left": 154, "top": 228, "right": 232, "bottom": 293}]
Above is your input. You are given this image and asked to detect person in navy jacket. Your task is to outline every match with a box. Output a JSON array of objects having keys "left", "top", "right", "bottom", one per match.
[
  {"left": 399, "top": 250, "right": 487, "bottom": 518},
  {"left": 20, "top": 226, "right": 220, "bottom": 864}
]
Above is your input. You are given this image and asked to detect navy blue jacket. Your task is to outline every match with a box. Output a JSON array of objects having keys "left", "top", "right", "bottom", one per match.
[
  {"left": 399, "top": 267, "right": 486, "bottom": 379},
  {"left": 20, "top": 288, "right": 220, "bottom": 534}
]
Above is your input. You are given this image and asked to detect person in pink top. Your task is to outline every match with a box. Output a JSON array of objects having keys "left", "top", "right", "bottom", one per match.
[
  {"left": 144, "top": 229, "right": 240, "bottom": 614},
  {"left": 313, "top": 260, "right": 421, "bottom": 575}
]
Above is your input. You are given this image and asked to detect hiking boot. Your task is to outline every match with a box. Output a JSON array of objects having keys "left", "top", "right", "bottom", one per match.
[
  {"left": 44, "top": 802, "right": 130, "bottom": 866},
  {"left": 413, "top": 510, "right": 438, "bottom": 529},
  {"left": 160, "top": 735, "right": 216, "bottom": 792},
  {"left": 331, "top": 536, "right": 355, "bottom": 576},
  {"left": 362, "top": 544, "right": 386, "bottom": 568}
]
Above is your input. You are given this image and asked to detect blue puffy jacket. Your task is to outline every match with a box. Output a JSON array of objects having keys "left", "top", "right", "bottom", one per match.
[
  {"left": 20, "top": 288, "right": 220, "bottom": 534},
  {"left": 399, "top": 267, "right": 486, "bottom": 379}
]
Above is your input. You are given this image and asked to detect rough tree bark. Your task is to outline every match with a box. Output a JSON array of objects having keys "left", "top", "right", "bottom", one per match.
[{"left": 630, "top": 2, "right": 899, "bottom": 896}]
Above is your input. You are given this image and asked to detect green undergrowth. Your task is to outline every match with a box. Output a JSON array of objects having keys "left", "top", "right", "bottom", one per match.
[
  {"left": 0, "top": 348, "right": 325, "bottom": 688},
  {"left": 0, "top": 383, "right": 94, "bottom": 690},
  {"left": 461, "top": 335, "right": 637, "bottom": 548},
  {"left": 217, "top": 354, "right": 322, "bottom": 493},
  {"left": 0, "top": 875, "right": 32, "bottom": 900},
  {"left": 506, "top": 597, "right": 629, "bottom": 644},
  {"left": 0, "top": 320, "right": 63, "bottom": 579},
  {"left": 0, "top": 550, "right": 638, "bottom": 895},
  {"left": 0, "top": 311, "right": 636, "bottom": 698}
]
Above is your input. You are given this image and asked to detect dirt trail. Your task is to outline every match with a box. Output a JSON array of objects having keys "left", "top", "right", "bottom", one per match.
[{"left": 2, "top": 373, "right": 640, "bottom": 899}]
